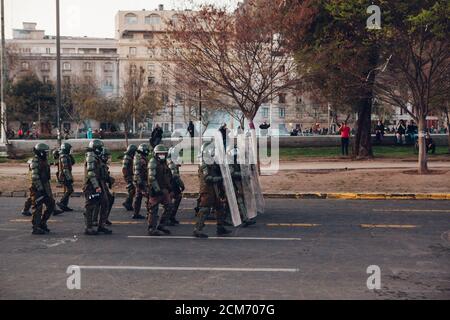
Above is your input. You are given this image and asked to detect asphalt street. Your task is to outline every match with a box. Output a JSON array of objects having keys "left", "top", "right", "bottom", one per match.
[{"left": 0, "top": 197, "right": 449, "bottom": 300}]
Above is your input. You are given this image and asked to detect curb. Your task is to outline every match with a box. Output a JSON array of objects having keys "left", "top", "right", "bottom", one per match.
[{"left": 1, "top": 191, "right": 450, "bottom": 200}]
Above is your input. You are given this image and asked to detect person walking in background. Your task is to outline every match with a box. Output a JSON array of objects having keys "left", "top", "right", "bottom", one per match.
[
  {"left": 219, "top": 123, "right": 229, "bottom": 149},
  {"left": 375, "top": 120, "right": 385, "bottom": 143},
  {"left": 150, "top": 124, "right": 163, "bottom": 148},
  {"left": 338, "top": 122, "right": 351, "bottom": 156},
  {"left": 396, "top": 120, "right": 406, "bottom": 145},
  {"left": 425, "top": 133, "right": 436, "bottom": 154},
  {"left": 187, "top": 121, "right": 195, "bottom": 138}
]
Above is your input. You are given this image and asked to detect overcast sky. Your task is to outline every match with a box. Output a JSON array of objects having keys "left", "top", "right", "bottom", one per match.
[{"left": 4, "top": 0, "right": 239, "bottom": 39}]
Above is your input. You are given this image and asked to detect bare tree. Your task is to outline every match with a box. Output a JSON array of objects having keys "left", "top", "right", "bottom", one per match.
[
  {"left": 164, "top": 0, "right": 299, "bottom": 131},
  {"left": 375, "top": 2, "right": 449, "bottom": 173}
]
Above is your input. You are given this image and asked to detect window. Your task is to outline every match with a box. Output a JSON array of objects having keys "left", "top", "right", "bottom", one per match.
[
  {"left": 147, "top": 63, "right": 155, "bottom": 74},
  {"left": 262, "top": 107, "right": 269, "bottom": 118},
  {"left": 171, "top": 14, "right": 180, "bottom": 26},
  {"left": 148, "top": 76, "right": 155, "bottom": 85},
  {"left": 21, "top": 48, "right": 31, "bottom": 53},
  {"left": 145, "top": 14, "right": 161, "bottom": 25},
  {"left": 143, "top": 33, "right": 153, "bottom": 40},
  {"left": 84, "top": 62, "right": 93, "bottom": 71},
  {"left": 21, "top": 62, "right": 29, "bottom": 71},
  {"left": 63, "top": 76, "right": 71, "bottom": 85},
  {"left": 129, "top": 47, "right": 137, "bottom": 56},
  {"left": 104, "top": 62, "right": 113, "bottom": 72},
  {"left": 175, "top": 92, "right": 183, "bottom": 104},
  {"left": 41, "top": 62, "right": 50, "bottom": 71},
  {"left": 62, "top": 48, "right": 76, "bottom": 54},
  {"left": 279, "top": 107, "right": 286, "bottom": 118},
  {"left": 45, "top": 48, "right": 51, "bottom": 54},
  {"left": 279, "top": 65, "right": 286, "bottom": 73},
  {"left": 125, "top": 13, "right": 138, "bottom": 25},
  {"left": 105, "top": 76, "right": 113, "bottom": 88},
  {"left": 162, "top": 92, "right": 169, "bottom": 104},
  {"left": 122, "top": 33, "right": 134, "bottom": 39},
  {"left": 84, "top": 76, "right": 92, "bottom": 82},
  {"left": 63, "top": 62, "right": 71, "bottom": 71},
  {"left": 43, "top": 76, "right": 50, "bottom": 84},
  {"left": 278, "top": 93, "right": 286, "bottom": 104}
]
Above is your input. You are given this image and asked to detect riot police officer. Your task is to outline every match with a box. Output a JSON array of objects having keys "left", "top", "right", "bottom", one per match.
[
  {"left": 56, "top": 142, "right": 75, "bottom": 212},
  {"left": 164, "top": 147, "right": 185, "bottom": 226},
  {"left": 147, "top": 144, "right": 173, "bottom": 236},
  {"left": 132, "top": 144, "right": 151, "bottom": 220},
  {"left": 83, "top": 139, "right": 111, "bottom": 235},
  {"left": 29, "top": 143, "right": 56, "bottom": 235},
  {"left": 193, "top": 142, "right": 231, "bottom": 238},
  {"left": 122, "top": 144, "right": 137, "bottom": 211},
  {"left": 100, "top": 148, "right": 115, "bottom": 226}
]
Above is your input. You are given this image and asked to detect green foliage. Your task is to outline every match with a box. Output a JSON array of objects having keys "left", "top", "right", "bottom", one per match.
[{"left": 7, "top": 73, "right": 56, "bottom": 122}]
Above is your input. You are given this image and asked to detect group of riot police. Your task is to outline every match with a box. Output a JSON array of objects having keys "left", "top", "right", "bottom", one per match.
[{"left": 24, "top": 135, "right": 259, "bottom": 238}]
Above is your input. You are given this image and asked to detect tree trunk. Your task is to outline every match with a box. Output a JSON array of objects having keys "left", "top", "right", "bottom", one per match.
[
  {"left": 353, "top": 96, "right": 373, "bottom": 159},
  {"left": 353, "top": 46, "right": 378, "bottom": 159},
  {"left": 417, "top": 116, "right": 428, "bottom": 174}
]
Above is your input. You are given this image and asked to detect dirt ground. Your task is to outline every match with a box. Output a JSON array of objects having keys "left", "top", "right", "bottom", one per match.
[{"left": 2, "top": 168, "right": 449, "bottom": 194}]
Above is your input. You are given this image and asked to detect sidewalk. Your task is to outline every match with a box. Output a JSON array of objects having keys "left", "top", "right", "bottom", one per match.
[{"left": 1, "top": 160, "right": 450, "bottom": 175}]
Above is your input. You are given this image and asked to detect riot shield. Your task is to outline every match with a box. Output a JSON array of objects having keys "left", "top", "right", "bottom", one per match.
[
  {"left": 237, "top": 133, "right": 257, "bottom": 219},
  {"left": 249, "top": 129, "right": 265, "bottom": 214},
  {"left": 214, "top": 131, "right": 242, "bottom": 227}
]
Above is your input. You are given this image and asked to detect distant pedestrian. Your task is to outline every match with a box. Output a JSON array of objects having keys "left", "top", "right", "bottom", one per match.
[
  {"left": 375, "top": 121, "right": 385, "bottom": 143},
  {"left": 150, "top": 124, "right": 163, "bottom": 148},
  {"left": 187, "top": 121, "right": 195, "bottom": 138},
  {"left": 219, "top": 123, "right": 229, "bottom": 149},
  {"left": 259, "top": 121, "right": 270, "bottom": 136},
  {"left": 425, "top": 133, "right": 436, "bottom": 154},
  {"left": 338, "top": 122, "right": 350, "bottom": 156},
  {"left": 396, "top": 120, "right": 406, "bottom": 145}
]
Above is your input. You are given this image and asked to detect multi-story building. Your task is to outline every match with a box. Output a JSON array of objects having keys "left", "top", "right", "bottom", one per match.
[{"left": 7, "top": 22, "right": 120, "bottom": 134}]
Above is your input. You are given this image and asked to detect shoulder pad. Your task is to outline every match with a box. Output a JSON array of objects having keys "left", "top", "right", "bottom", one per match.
[
  {"left": 148, "top": 157, "right": 157, "bottom": 169},
  {"left": 86, "top": 152, "right": 96, "bottom": 162},
  {"left": 30, "top": 158, "right": 39, "bottom": 169}
]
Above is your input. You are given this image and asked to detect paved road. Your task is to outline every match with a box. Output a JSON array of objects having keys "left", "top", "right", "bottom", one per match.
[
  {"left": 0, "top": 198, "right": 449, "bottom": 300},
  {"left": 1, "top": 160, "right": 450, "bottom": 176}
]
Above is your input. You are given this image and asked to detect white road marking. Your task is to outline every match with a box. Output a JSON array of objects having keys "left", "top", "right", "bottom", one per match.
[
  {"left": 76, "top": 266, "right": 299, "bottom": 272},
  {"left": 128, "top": 236, "right": 301, "bottom": 241}
]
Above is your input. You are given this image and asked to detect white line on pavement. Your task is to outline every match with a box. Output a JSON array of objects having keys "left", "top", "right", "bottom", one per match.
[
  {"left": 128, "top": 236, "right": 302, "bottom": 241},
  {"left": 76, "top": 266, "right": 300, "bottom": 272}
]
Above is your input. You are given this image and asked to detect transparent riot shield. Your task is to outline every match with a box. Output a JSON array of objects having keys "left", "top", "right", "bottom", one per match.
[
  {"left": 237, "top": 133, "right": 257, "bottom": 219},
  {"left": 214, "top": 131, "right": 242, "bottom": 227},
  {"left": 249, "top": 129, "right": 265, "bottom": 214}
]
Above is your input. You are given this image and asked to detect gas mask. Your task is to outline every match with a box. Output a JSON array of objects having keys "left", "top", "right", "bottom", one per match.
[{"left": 157, "top": 154, "right": 167, "bottom": 162}]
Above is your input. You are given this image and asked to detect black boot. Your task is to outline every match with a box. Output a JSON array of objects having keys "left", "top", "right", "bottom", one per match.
[
  {"left": 217, "top": 226, "right": 232, "bottom": 236},
  {"left": 122, "top": 202, "right": 133, "bottom": 211},
  {"left": 147, "top": 228, "right": 162, "bottom": 236},
  {"left": 40, "top": 224, "right": 51, "bottom": 233},
  {"left": 132, "top": 214, "right": 145, "bottom": 220},
  {"left": 242, "top": 219, "right": 256, "bottom": 228},
  {"left": 105, "top": 220, "right": 112, "bottom": 226},
  {"left": 21, "top": 210, "right": 32, "bottom": 217},
  {"left": 57, "top": 202, "right": 74, "bottom": 212},
  {"left": 32, "top": 227, "right": 46, "bottom": 235},
  {"left": 157, "top": 225, "right": 171, "bottom": 235},
  {"left": 97, "top": 226, "right": 112, "bottom": 234},
  {"left": 169, "top": 218, "right": 180, "bottom": 225},
  {"left": 84, "top": 228, "right": 98, "bottom": 236},
  {"left": 193, "top": 230, "right": 208, "bottom": 238}
]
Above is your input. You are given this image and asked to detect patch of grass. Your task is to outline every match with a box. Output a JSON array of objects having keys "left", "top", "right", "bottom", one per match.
[{"left": 278, "top": 145, "right": 450, "bottom": 160}]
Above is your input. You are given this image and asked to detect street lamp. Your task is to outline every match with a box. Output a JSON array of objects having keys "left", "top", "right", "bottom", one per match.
[
  {"left": 56, "top": 0, "right": 62, "bottom": 145},
  {"left": 0, "top": 0, "right": 7, "bottom": 145}
]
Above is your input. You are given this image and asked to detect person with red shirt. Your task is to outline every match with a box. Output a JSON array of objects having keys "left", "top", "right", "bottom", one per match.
[{"left": 339, "top": 122, "right": 351, "bottom": 156}]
